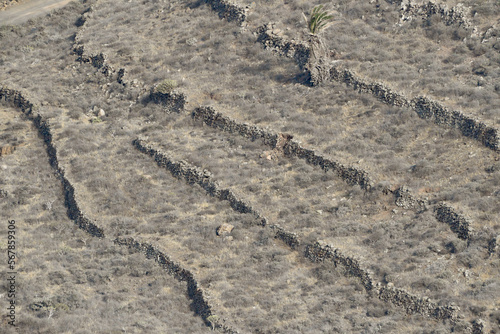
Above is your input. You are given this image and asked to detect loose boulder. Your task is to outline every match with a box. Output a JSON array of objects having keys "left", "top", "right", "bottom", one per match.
[
  {"left": 216, "top": 223, "right": 234, "bottom": 236},
  {"left": 0, "top": 145, "right": 15, "bottom": 156}
]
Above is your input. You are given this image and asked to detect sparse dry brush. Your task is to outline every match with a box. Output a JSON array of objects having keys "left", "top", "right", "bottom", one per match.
[{"left": 1, "top": 0, "right": 500, "bottom": 332}]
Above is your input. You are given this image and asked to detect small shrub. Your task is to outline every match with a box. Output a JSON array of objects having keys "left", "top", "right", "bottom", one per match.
[
  {"left": 206, "top": 315, "right": 219, "bottom": 330},
  {"left": 154, "top": 79, "right": 177, "bottom": 94}
]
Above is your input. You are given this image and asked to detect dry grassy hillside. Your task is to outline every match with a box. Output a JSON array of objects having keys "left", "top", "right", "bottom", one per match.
[{"left": 1, "top": 0, "right": 500, "bottom": 333}]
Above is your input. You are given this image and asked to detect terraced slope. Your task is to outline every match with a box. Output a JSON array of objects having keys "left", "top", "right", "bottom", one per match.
[
  {"left": 1, "top": 0, "right": 500, "bottom": 332},
  {"left": 0, "top": 105, "right": 207, "bottom": 333}
]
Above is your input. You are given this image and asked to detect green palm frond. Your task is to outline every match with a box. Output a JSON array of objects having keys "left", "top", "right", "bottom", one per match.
[{"left": 305, "top": 5, "right": 333, "bottom": 35}]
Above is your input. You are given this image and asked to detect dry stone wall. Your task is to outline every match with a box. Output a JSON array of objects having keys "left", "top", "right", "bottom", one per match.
[
  {"left": 394, "top": 185, "right": 428, "bottom": 211},
  {"left": 0, "top": 86, "right": 104, "bottom": 238},
  {"left": 192, "top": 107, "right": 479, "bottom": 243},
  {"left": 135, "top": 136, "right": 479, "bottom": 329},
  {"left": 305, "top": 241, "right": 374, "bottom": 292},
  {"left": 434, "top": 203, "right": 472, "bottom": 241},
  {"left": 305, "top": 241, "right": 465, "bottom": 323},
  {"left": 256, "top": 26, "right": 500, "bottom": 152},
  {"left": 398, "top": 0, "right": 473, "bottom": 30},
  {"left": 377, "top": 284, "right": 459, "bottom": 319},
  {"left": 114, "top": 237, "right": 238, "bottom": 333},
  {"left": 73, "top": 4, "right": 126, "bottom": 84},
  {"left": 192, "top": 106, "right": 372, "bottom": 190},
  {"left": 149, "top": 89, "right": 187, "bottom": 113},
  {"left": 488, "top": 235, "right": 498, "bottom": 256},
  {"left": 204, "top": 0, "right": 247, "bottom": 25},
  {"left": 330, "top": 66, "right": 500, "bottom": 151},
  {"left": 133, "top": 138, "right": 267, "bottom": 225},
  {"left": 133, "top": 138, "right": 306, "bottom": 251},
  {"left": 256, "top": 24, "right": 311, "bottom": 70},
  {"left": 270, "top": 224, "right": 300, "bottom": 249},
  {"left": 0, "top": 86, "right": 236, "bottom": 333}
]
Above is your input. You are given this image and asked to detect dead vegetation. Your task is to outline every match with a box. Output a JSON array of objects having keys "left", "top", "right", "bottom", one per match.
[{"left": 1, "top": 0, "right": 500, "bottom": 332}]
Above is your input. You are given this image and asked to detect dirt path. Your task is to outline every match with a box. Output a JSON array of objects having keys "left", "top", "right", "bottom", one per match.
[{"left": 0, "top": 0, "right": 73, "bottom": 25}]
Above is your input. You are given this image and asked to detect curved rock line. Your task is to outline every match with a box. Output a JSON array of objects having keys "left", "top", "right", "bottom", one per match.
[
  {"left": 134, "top": 137, "right": 478, "bottom": 328},
  {"left": 0, "top": 86, "right": 235, "bottom": 333},
  {"left": 191, "top": 105, "right": 476, "bottom": 243},
  {"left": 114, "top": 237, "right": 238, "bottom": 333},
  {"left": 256, "top": 24, "right": 499, "bottom": 152},
  {"left": 0, "top": 86, "right": 104, "bottom": 238}
]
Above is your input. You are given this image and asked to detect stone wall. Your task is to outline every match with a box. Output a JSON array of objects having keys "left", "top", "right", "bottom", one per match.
[
  {"left": 393, "top": 186, "right": 472, "bottom": 242},
  {"left": 376, "top": 284, "right": 459, "bottom": 319},
  {"left": 204, "top": 0, "right": 247, "bottom": 25},
  {"left": 0, "top": 86, "right": 237, "bottom": 333},
  {"left": 256, "top": 23, "right": 311, "bottom": 70},
  {"left": 0, "top": 86, "right": 104, "bottom": 238},
  {"left": 134, "top": 135, "right": 480, "bottom": 329},
  {"left": 434, "top": 203, "right": 472, "bottom": 240},
  {"left": 114, "top": 237, "right": 238, "bottom": 334},
  {"left": 149, "top": 89, "right": 187, "bottom": 113},
  {"left": 399, "top": 0, "right": 473, "bottom": 30},
  {"left": 73, "top": 4, "right": 126, "bottom": 85},
  {"left": 332, "top": 66, "right": 500, "bottom": 151},
  {"left": 133, "top": 138, "right": 267, "bottom": 225},
  {"left": 305, "top": 241, "right": 465, "bottom": 323},
  {"left": 394, "top": 185, "right": 428, "bottom": 211},
  {"left": 270, "top": 224, "right": 300, "bottom": 249},
  {"left": 256, "top": 26, "right": 500, "bottom": 152},
  {"left": 488, "top": 235, "right": 498, "bottom": 256},
  {"left": 192, "top": 106, "right": 373, "bottom": 190},
  {"left": 305, "top": 241, "right": 374, "bottom": 292}
]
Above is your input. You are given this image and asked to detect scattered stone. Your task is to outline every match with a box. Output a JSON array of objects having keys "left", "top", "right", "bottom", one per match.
[
  {"left": 488, "top": 235, "right": 499, "bottom": 256},
  {"left": 0, "top": 145, "right": 15, "bottom": 156},
  {"left": 394, "top": 185, "right": 427, "bottom": 211},
  {"left": 472, "top": 319, "right": 485, "bottom": 334},
  {"left": 98, "top": 108, "right": 106, "bottom": 117},
  {"left": 482, "top": 25, "right": 499, "bottom": 43},
  {"left": 216, "top": 223, "right": 234, "bottom": 236},
  {"left": 261, "top": 150, "right": 275, "bottom": 161},
  {"left": 186, "top": 37, "right": 198, "bottom": 46}
]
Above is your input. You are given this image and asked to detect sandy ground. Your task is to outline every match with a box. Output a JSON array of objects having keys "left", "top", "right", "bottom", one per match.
[{"left": 0, "top": 0, "right": 73, "bottom": 25}]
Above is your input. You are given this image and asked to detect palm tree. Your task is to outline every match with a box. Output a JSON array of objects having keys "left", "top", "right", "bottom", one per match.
[{"left": 303, "top": 5, "right": 334, "bottom": 85}]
